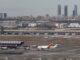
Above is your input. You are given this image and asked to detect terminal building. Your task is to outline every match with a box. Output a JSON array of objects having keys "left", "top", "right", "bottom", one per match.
[{"left": 0, "top": 41, "right": 24, "bottom": 49}]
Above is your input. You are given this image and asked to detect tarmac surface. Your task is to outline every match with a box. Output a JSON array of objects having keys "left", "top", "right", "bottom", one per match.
[{"left": 0, "top": 44, "right": 80, "bottom": 60}]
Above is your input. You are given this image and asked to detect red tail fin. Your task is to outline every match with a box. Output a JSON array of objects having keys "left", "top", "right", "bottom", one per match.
[{"left": 48, "top": 43, "right": 53, "bottom": 48}]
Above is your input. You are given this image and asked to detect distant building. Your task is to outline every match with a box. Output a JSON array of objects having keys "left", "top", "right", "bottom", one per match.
[
  {"left": 64, "top": 5, "right": 68, "bottom": 16},
  {"left": 4, "top": 13, "right": 7, "bottom": 18},
  {"left": 0, "top": 13, "right": 7, "bottom": 18},
  {"left": 73, "top": 10, "right": 75, "bottom": 17},
  {"left": 0, "top": 19, "right": 18, "bottom": 28},
  {"left": 28, "top": 23, "right": 37, "bottom": 27},
  {"left": 74, "top": 5, "right": 78, "bottom": 16},
  {"left": 72, "top": 5, "right": 78, "bottom": 17},
  {"left": 68, "top": 23, "right": 80, "bottom": 28},
  {"left": 58, "top": 4, "right": 61, "bottom": 16}
]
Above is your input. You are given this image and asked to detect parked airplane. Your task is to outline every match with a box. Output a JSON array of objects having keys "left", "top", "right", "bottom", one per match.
[{"left": 37, "top": 43, "right": 59, "bottom": 50}]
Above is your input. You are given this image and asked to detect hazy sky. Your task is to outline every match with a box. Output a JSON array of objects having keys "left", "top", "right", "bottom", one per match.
[{"left": 0, "top": 0, "right": 80, "bottom": 17}]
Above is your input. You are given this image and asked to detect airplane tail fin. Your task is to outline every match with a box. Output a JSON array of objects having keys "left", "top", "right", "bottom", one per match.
[
  {"left": 48, "top": 43, "right": 53, "bottom": 48},
  {"left": 48, "top": 43, "right": 58, "bottom": 49}
]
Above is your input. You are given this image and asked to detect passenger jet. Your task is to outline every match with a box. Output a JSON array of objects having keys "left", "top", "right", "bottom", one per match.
[{"left": 37, "top": 43, "right": 59, "bottom": 50}]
